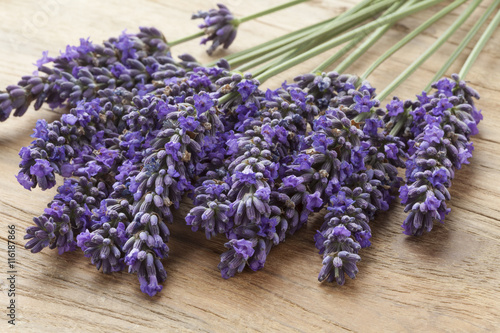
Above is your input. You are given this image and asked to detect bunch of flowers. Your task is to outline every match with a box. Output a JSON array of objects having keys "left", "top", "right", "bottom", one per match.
[
  {"left": 1, "top": 0, "right": 492, "bottom": 296},
  {"left": 0, "top": 27, "right": 170, "bottom": 122}
]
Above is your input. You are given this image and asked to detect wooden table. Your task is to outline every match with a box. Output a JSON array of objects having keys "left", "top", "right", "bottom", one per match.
[{"left": 1, "top": 1, "right": 499, "bottom": 331}]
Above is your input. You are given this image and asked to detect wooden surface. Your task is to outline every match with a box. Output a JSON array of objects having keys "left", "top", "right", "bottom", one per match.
[{"left": 1, "top": 0, "right": 499, "bottom": 332}]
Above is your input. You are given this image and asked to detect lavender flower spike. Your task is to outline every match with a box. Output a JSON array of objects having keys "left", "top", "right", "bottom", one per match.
[
  {"left": 0, "top": 27, "right": 171, "bottom": 122},
  {"left": 25, "top": 177, "right": 109, "bottom": 254},
  {"left": 400, "top": 75, "right": 480, "bottom": 236},
  {"left": 192, "top": 4, "right": 237, "bottom": 55},
  {"left": 123, "top": 93, "right": 223, "bottom": 296}
]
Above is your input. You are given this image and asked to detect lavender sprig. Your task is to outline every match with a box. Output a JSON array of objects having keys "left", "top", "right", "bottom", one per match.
[
  {"left": 191, "top": 1, "right": 309, "bottom": 56},
  {"left": 399, "top": 75, "right": 480, "bottom": 236},
  {"left": 216, "top": 85, "right": 318, "bottom": 278},
  {"left": 77, "top": 198, "right": 132, "bottom": 273},
  {"left": 122, "top": 94, "right": 223, "bottom": 296},
  {"left": 316, "top": 168, "right": 394, "bottom": 284},
  {"left": 0, "top": 27, "right": 170, "bottom": 122},
  {"left": 16, "top": 95, "right": 129, "bottom": 191},
  {"left": 25, "top": 177, "right": 109, "bottom": 254}
]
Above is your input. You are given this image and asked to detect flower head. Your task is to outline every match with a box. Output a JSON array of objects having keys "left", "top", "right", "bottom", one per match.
[
  {"left": 384, "top": 143, "right": 399, "bottom": 160},
  {"left": 305, "top": 191, "right": 323, "bottom": 211},
  {"left": 386, "top": 99, "right": 404, "bottom": 117},
  {"left": 231, "top": 239, "right": 255, "bottom": 260},
  {"left": 353, "top": 94, "right": 376, "bottom": 113},
  {"left": 282, "top": 175, "right": 304, "bottom": 188},
  {"left": 194, "top": 93, "right": 214, "bottom": 115},
  {"left": 30, "top": 159, "right": 54, "bottom": 178},
  {"left": 192, "top": 4, "right": 237, "bottom": 55},
  {"left": 178, "top": 116, "right": 200, "bottom": 132},
  {"left": 237, "top": 80, "right": 258, "bottom": 102}
]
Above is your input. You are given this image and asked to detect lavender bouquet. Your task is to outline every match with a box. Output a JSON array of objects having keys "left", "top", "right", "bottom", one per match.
[{"left": 1, "top": 0, "right": 494, "bottom": 296}]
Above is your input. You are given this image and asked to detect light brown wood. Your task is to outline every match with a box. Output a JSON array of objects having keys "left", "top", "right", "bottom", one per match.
[{"left": 0, "top": 1, "right": 499, "bottom": 332}]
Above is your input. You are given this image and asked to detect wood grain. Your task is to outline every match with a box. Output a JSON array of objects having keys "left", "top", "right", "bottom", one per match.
[{"left": 0, "top": 1, "right": 499, "bottom": 332}]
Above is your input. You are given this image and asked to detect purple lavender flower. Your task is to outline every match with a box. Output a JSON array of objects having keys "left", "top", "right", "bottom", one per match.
[
  {"left": 353, "top": 94, "right": 376, "bottom": 114},
  {"left": 218, "top": 238, "right": 256, "bottom": 279},
  {"left": 194, "top": 92, "right": 215, "bottom": 115},
  {"left": 232, "top": 239, "right": 255, "bottom": 259},
  {"left": 192, "top": 4, "right": 237, "bottom": 55},
  {"left": 215, "top": 83, "right": 320, "bottom": 279},
  {"left": 387, "top": 99, "right": 404, "bottom": 117},
  {"left": 34, "top": 50, "right": 54, "bottom": 70},
  {"left": 25, "top": 177, "right": 108, "bottom": 254},
  {"left": 400, "top": 75, "right": 480, "bottom": 236},
  {"left": 237, "top": 80, "right": 258, "bottom": 102},
  {"left": 77, "top": 222, "right": 125, "bottom": 273},
  {"left": 384, "top": 143, "right": 399, "bottom": 160},
  {"left": 282, "top": 175, "right": 304, "bottom": 188},
  {"left": 255, "top": 187, "right": 271, "bottom": 201},
  {"left": 14, "top": 29, "right": 248, "bottom": 296},
  {"left": 30, "top": 159, "right": 53, "bottom": 178},
  {"left": 435, "top": 78, "right": 455, "bottom": 97},
  {"left": 235, "top": 169, "right": 257, "bottom": 184},
  {"left": 308, "top": 85, "right": 405, "bottom": 285},
  {"left": 305, "top": 191, "right": 323, "bottom": 211},
  {"left": 186, "top": 182, "right": 231, "bottom": 239},
  {"left": 328, "top": 191, "right": 354, "bottom": 214},
  {"left": 1, "top": 27, "right": 170, "bottom": 122},
  {"left": 178, "top": 116, "right": 200, "bottom": 132},
  {"left": 122, "top": 93, "right": 224, "bottom": 295},
  {"left": 316, "top": 166, "right": 395, "bottom": 285}
]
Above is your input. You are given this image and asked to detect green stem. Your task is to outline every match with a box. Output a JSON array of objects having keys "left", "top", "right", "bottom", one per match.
[
  {"left": 310, "top": 0, "right": 382, "bottom": 73},
  {"left": 376, "top": 0, "right": 481, "bottom": 101},
  {"left": 334, "top": 0, "right": 410, "bottom": 74},
  {"left": 217, "top": 92, "right": 236, "bottom": 105},
  {"left": 170, "top": 0, "right": 308, "bottom": 49},
  {"left": 359, "top": 0, "right": 468, "bottom": 81},
  {"left": 425, "top": 0, "right": 500, "bottom": 91},
  {"left": 255, "top": 0, "right": 447, "bottom": 84},
  {"left": 313, "top": 35, "right": 365, "bottom": 73},
  {"left": 388, "top": 109, "right": 409, "bottom": 136},
  {"left": 207, "top": 16, "right": 337, "bottom": 66},
  {"left": 217, "top": 18, "right": 334, "bottom": 67},
  {"left": 230, "top": 0, "right": 394, "bottom": 70},
  {"left": 294, "top": 0, "right": 375, "bottom": 58},
  {"left": 252, "top": 49, "right": 298, "bottom": 77},
  {"left": 223, "top": 21, "right": 325, "bottom": 67},
  {"left": 267, "top": 1, "right": 379, "bottom": 76},
  {"left": 169, "top": 31, "right": 205, "bottom": 47},
  {"left": 459, "top": 5, "right": 500, "bottom": 79},
  {"left": 235, "top": 0, "right": 309, "bottom": 25},
  {"left": 234, "top": 14, "right": 366, "bottom": 72}
]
